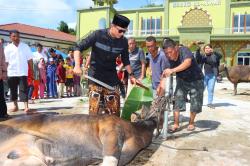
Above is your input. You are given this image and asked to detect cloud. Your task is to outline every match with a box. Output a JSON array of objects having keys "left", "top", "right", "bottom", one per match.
[
  {"left": 0, "top": 0, "right": 93, "bottom": 29},
  {"left": 68, "top": 22, "right": 77, "bottom": 29},
  {"left": 73, "top": 0, "right": 93, "bottom": 9},
  {"left": 153, "top": 0, "right": 164, "bottom": 5}
]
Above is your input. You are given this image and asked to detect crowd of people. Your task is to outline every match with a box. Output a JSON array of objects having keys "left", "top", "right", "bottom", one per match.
[
  {"left": 0, "top": 30, "right": 86, "bottom": 117},
  {"left": 73, "top": 14, "right": 222, "bottom": 132},
  {"left": 0, "top": 14, "right": 222, "bottom": 133}
]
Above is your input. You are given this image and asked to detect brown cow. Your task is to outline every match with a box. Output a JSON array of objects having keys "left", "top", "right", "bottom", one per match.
[
  {"left": 220, "top": 65, "right": 250, "bottom": 95},
  {"left": 0, "top": 97, "right": 166, "bottom": 166}
]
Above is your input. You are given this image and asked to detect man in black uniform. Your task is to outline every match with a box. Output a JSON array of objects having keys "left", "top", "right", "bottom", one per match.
[{"left": 74, "top": 14, "right": 136, "bottom": 116}]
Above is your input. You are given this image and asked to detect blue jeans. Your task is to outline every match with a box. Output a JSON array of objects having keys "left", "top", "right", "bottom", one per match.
[
  {"left": 204, "top": 74, "right": 216, "bottom": 104},
  {"left": 28, "top": 85, "right": 34, "bottom": 100}
]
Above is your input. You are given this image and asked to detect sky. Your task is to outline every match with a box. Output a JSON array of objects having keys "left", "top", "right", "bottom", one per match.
[{"left": 0, "top": 0, "right": 164, "bottom": 30}]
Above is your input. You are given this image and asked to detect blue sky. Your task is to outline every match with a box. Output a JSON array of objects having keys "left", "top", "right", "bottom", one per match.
[{"left": 0, "top": 0, "right": 163, "bottom": 30}]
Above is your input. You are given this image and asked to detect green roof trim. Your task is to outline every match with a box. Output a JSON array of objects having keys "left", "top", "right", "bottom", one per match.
[
  {"left": 178, "top": 26, "right": 213, "bottom": 33},
  {"left": 77, "top": 6, "right": 114, "bottom": 12},
  {"left": 211, "top": 34, "right": 250, "bottom": 40},
  {"left": 118, "top": 7, "right": 164, "bottom": 13},
  {"left": 231, "top": 1, "right": 250, "bottom": 7}
]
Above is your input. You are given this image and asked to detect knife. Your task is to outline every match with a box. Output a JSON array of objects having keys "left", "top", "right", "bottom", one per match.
[{"left": 84, "top": 75, "right": 115, "bottom": 91}]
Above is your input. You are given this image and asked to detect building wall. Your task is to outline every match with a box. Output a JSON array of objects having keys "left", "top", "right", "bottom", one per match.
[
  {"left": 231, "top": 5, "right": 250, "bottom": 31},
  {"left": 119, "top": 8, "right": 165, "bottom": 37},
  {"left": 76, "top": 0, "right": 250, "bottom": 66},
  {"left": 78, "top": 8, "right": 109, "bottom": 38},
  {"left": 137, "top": 11, "right": 164, "bottom": 31},
  {"left": 168, "top": 0, "right": 227, "bottom": 36},
  {"left": 215, "top": 40, "right": 250, "bottom": 66},
  {"left": 120, "top": 12, "right": 137, "bottom": 31},
  {"left": 231, "top": 6, "right": 250, "bottom": 13}
]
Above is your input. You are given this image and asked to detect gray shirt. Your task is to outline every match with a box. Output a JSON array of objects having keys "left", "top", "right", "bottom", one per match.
[
  {"left": 129, "top": 47, "right": 145, "bottom": 79},
  {"left": 148, "top": 49, "right": 170, "bottom": 90}
]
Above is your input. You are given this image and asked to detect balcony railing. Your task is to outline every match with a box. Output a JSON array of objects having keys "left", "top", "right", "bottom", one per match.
[
  {"left": 125, "top": 27, "right": 250, "bottom": 37},
  {"left": 125, "top": 29, "right": 179, "bottom": 37},
  {"left": 212, "top": 27, "right": 250, "bottom": 34}
]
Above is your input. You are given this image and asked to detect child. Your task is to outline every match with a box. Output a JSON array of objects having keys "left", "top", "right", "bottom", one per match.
[
  {"left": 64, "top": 57, "right": 74, "bottom": 97},
  {"left": 116, "top": 56, "right": 126, "bottom": 98},
  {"left": 32, "top": 59, "right": 40, "bottom": 100},
  {"left": 57, "top": 59, "right": 66, "bottom": 98},
  {"left": 73, "top": 74, "right": 82, "bottom": 96},
  {"left": 27, "top": 65, "right": 34, "bottom": 104},
  {"left": 38, "top": 58, "right": 47, "bottom": 99},
  {"left": 47, "top": 58, "right": 57, "bottom": 98}
]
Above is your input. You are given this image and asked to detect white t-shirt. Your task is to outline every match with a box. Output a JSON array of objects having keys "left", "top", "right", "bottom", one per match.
[
  {"left": 33, "top": 51, "right": 48, "bottom": 63},
  {"left": 4, "top": 42, "right": 33, "bottom": 77}
]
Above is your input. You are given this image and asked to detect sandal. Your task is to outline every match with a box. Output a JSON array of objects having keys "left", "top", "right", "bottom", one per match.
[
  {"left": 187, "top": 125, "right": 195, "bottom": 131},
  {"left": 168, "top": 125, "right": 180, "bottom": 133}
]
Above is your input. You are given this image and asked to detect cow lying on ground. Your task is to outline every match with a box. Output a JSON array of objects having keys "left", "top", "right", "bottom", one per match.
[
  {"left": 220, "top": 64, "right": 250, "bottom": 95},
  {"left": 0, "top": 97, "right": 166, "bottom": 166}
]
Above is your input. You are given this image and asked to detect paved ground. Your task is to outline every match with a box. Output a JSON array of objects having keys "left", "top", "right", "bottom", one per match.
[
  {"left": 4, "top": 79, "right": 250, "bottom": 166},
  {"left": 129, "top": 80, "right": 250, "bottom": 166}
]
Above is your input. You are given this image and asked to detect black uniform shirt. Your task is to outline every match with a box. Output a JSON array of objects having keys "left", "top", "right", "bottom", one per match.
[
  {"left": 170, "top": 47, "right": 204, "bottom": 82},
  {"left": 74, "top": 29, "right": 130, "bottom": 86}
]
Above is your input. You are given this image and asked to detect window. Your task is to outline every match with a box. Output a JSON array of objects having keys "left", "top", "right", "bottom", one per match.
[
  {"left": 98, "top": 18, "right": 106, "bottom": 29},
  {"left": 237, "top": 52, "right": 250, "bottom": 66},
  {"left": 233, "top": 13, "right": 250, "bottom": 33},
  {"left": 246, "top": 14, "right": 250, "bottom": 32},
  {"left": 141, "top": 17, "right": 162, "bottom": 35},
  {"left": 126, "top": 20, "right": 133, "bottom": 36},
  {"left": 147, "top": 19, "right": 151, "bottom": 34},
  {"left": 156, "top": 18, "right": 161, "bottom": 34}
]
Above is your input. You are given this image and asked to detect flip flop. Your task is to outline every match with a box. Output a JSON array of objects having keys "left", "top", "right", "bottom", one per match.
[
  {"left": 168, "top": 126, "right": 180, "bottom": 133},
  {"left": 187, "top": 125, "right": 195, "bottom": 131}
]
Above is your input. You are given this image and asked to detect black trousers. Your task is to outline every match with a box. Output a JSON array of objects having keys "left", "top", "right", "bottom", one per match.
[
  {"left": 7, "top": 76, "right": 28, "bottom": 102},
  {"left": 0, "top": 80, "right": 7, "bottom": 117}
]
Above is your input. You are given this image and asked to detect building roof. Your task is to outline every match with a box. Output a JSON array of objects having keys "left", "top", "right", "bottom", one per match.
[{"left": 0, "top": 23, "right": 76, "bottom": 42}]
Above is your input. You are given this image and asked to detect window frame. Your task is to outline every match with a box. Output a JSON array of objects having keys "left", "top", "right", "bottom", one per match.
[
  {"left": 233, "top": 13, "right": 250, "bottom": 33},
  {"left": 237, "top": 52, "right": 250, "bottom": 66},
  {"left": 141, "top": 17, "right": 162, "bottom": 35}
]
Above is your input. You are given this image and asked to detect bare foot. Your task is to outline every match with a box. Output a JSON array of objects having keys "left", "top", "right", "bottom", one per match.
[
  {"left": 28, "top": 100, "right": 35, "bottom": 104},
  {"left": 24, "top": 108, "right": 37, "bottom": 114},
  {"left": 11, "top": 106, "right": 19, "bottom": 112}
]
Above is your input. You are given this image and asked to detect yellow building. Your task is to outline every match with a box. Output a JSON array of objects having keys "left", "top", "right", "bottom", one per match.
[{"left": 77, "top": 0, "right": 250, "bottom": 66}]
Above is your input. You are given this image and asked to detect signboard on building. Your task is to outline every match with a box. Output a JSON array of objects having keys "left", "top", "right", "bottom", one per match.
[{"left": 172, "top": 0, "right": 221, "bottom": 8}]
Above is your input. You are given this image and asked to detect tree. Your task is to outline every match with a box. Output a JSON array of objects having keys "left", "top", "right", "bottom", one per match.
[
  {"left": 141, "top": 3, "right": 163, "bottom": 8},
  {"left": 92, "top": 0, "right": 118, "bottom": 6},
  {"left": 69, "top": 28, "right": 76, "bottom": 35},
  {"left": 57, "top": 21, "right": 76, "bottom": 35},
  {"left": 57, "top": 21, "right": 69, "bottom": 33}
]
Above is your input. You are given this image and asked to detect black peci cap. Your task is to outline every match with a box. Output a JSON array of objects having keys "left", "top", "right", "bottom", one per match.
[
  {"left": 112, "top": 14, "right": 130, "bottom": 29},
  {"left": 48, "top": 48, "right": 56, "bottom": 53},
  {"left": 9, "top": 29, "right": 20, "bottom": 35}
]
